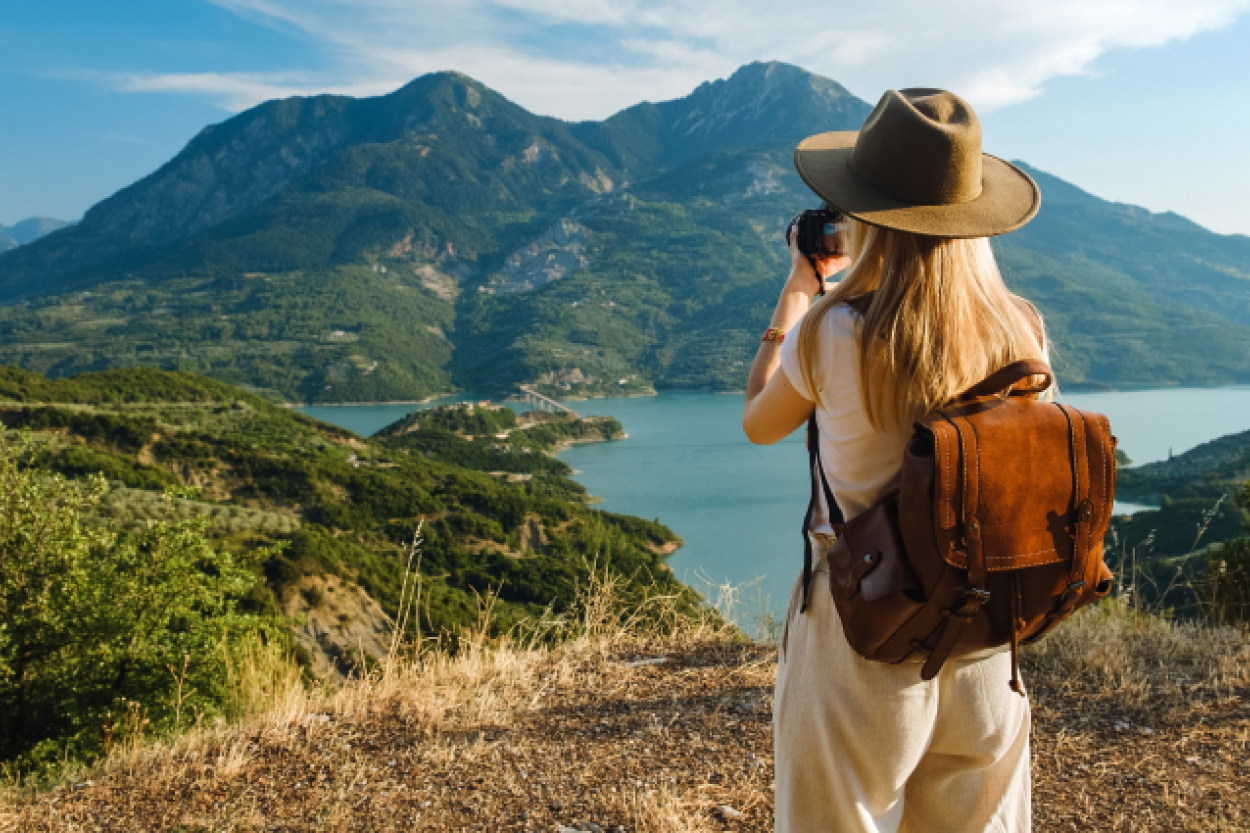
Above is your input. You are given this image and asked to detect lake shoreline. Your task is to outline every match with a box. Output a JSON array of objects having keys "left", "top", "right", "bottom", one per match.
[
  {"left": 281, "top": 382, "right": 1250, "bottom": 409},
  {"left": 300, "top": 387, "right": 1250, "bottom": 614}
]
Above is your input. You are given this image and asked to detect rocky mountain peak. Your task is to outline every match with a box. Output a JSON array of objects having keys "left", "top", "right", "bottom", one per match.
[{"left": 572, "top": 62, "right": 871, "bottom": 175}]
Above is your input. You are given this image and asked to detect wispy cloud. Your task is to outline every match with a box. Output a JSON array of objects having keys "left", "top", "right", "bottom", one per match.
[
  {"left": 106, "top": 70, "right": 388, "bottom": 111},
  {"left": 95, "top": 0, "right": 1250, "bottom": 118}
]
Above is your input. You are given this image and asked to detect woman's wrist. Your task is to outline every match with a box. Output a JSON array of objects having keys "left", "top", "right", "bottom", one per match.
[
  {"left": 768, "top": 283, "right": 812, "bottom": 333},
  {"left": 783, "top": 269, "right": 822, "bottom": 301}
]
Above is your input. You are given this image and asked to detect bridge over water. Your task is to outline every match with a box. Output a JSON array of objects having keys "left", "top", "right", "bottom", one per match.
[{"left": 516, "top": 385, "right": 580, "bottom": 419}]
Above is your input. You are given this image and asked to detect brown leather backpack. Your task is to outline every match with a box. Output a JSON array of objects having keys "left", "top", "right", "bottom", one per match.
[{"left": 801, "top": 304, "right": 1117, "bottom": 692}]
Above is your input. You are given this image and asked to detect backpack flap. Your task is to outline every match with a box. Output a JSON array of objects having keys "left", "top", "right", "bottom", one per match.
[{"left": 923, "top": 399, "right": 1115, "bottom": 574}]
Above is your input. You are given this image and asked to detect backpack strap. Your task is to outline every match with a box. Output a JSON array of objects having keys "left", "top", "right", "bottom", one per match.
[
  {"left": 798, "top": 296, "right": 869, "bottom": 612},
  {"left": 800, "top": 413, "right": 847, "bottom": 612},
  {"left": 921, "top": 411, "right": 991, "bottom": 680},
  {"left": 1053, "top": 404, "right": 1094, "bottom": 616}
]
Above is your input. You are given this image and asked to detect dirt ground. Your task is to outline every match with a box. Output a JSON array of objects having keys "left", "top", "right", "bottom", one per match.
[{"left": 4, "top": 628, "right": 1247, "bottom": 833}]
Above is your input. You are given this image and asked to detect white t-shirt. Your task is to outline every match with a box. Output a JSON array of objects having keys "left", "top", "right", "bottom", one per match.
[
  {"left": 780, "top": 304, "right": 909, "bottom": 531},
  {"left": 779, "top": 301, "right": 1048, "bottom": 532}
]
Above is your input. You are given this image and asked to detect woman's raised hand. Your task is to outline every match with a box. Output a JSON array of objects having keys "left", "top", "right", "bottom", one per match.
[{"left": 787, "top": 227, "right": 852, "bottom": 298}]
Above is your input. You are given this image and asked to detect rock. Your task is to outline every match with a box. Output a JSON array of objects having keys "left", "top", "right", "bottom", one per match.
[
  {"left": 717, "top": 804, "right": 744, "bottom": 820},
  {"left": 624, "top": 657, "right": 668, "bottom": 668}
]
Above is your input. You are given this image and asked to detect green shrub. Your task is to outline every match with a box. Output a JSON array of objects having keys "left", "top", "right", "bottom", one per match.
[{"left": 0, "top": 433, "right": 277, "bottom": 776}]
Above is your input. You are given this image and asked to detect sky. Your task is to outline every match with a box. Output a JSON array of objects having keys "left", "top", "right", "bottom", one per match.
[{"left": 2, "top": 0, "right": 1249, "bottom": 235}]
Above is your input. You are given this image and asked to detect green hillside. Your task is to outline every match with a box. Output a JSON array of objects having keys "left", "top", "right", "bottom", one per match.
[
  {"left": 1, "top": 62, "right": 1248, "bottom": 400},
  {"left": 1107, "top": 424, "right": 1250, "bottom": 609},
  {"left": 1118, "top": 426, "right": 1250, "bottom": 503},
  {"left": 0, "top": 366, "right": 684, "bottom": 652}
]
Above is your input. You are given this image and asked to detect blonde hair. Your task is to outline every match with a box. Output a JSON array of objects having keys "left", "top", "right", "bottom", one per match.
[{"left": 796, "top": 219, "right": 1048, "bottom": 430}]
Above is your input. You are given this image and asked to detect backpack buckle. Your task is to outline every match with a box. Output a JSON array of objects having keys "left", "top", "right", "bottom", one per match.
[
  {"left": 949, "top": 587, "right": 991, "bottom": 617},
  {"left": 1059, "top": 579, "right": 1087, "bottom": 603}
]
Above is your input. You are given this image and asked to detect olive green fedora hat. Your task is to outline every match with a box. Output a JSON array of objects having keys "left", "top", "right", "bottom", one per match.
[{"left": 794, "top": 88, "right": 1040, "bottom": 238}]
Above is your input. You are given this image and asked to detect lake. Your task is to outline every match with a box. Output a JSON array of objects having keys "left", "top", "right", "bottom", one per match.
[{"left": 296, "top": 386, "right": 1250, "bottom": 621}]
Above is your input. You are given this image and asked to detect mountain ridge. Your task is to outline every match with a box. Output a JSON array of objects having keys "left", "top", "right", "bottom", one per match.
[
  {"left": 0, "top": 61, "right": 1248, "bottom": 400},
  {"left": 0, "top": 216, "right": 71, "bottom": 252}
]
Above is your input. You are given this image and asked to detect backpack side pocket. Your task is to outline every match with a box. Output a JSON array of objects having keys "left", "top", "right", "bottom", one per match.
[{"left": 827, "top": 497, "right": 925, "bottom": 658}]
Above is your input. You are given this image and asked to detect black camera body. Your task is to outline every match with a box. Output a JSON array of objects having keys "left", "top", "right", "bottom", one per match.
[{"left": 786, "top": 202, "right": 846, "bottom": 259}]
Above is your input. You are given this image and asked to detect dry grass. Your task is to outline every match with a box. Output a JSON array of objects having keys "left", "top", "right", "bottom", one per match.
[
  {"left": 1026, "top": 598, "right": 1250, "bottom": 832},
  {"left": 2, "top": 583, "right": 1248, "bottom": 832}
]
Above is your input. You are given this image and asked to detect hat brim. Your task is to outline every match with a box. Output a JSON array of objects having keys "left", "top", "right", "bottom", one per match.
[{"left": 794, "top": 131, "right": 1040, "bottom": 238}]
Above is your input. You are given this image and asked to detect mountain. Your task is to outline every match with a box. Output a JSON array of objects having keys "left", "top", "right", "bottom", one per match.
[
  {"left": 0, "top": 216, "right": 71, "bottom": 251},
  {"left": 570, "top": 61, "right": 871, "bottom": 174},
  {"left": 0, "top": 61, "right": 1248, "bottom": 401},
  {"left": 0, "top": 73, "right": 616, "bottom": 298}
]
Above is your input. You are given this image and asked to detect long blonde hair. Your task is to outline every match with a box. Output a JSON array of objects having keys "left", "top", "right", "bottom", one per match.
[{"left": 796, "top": 219, "right": 1048, "bottom": 430}]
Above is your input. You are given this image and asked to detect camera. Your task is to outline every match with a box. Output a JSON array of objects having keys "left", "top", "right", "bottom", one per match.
[{"left": 785, "top": 202, "right": 846, "bottom": 259}]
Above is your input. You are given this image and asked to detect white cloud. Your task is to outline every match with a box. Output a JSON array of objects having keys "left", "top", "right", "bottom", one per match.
[
  {"left": 107, "top": 70, "right": 393, "bottom": 111},
  {"left": 100, "top": 0, "right": 1250, "bottom": 119}
]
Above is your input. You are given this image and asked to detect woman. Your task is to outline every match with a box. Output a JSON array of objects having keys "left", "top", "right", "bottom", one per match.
[{"left": 742, "top": 89, "right": 1046, "bottom": 833}]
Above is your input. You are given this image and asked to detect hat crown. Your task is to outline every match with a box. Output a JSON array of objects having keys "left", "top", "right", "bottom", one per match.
[{"left": 850, "top": 89, "right": 983, "bottom": 207}]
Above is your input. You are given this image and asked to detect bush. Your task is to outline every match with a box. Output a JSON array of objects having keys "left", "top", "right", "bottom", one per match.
[{"left": 0, "top": 432, "right": 277, "bottom": 776}]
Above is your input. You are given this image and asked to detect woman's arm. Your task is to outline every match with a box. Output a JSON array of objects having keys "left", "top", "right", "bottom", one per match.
[{"left": 742, "top": 236, "right": 850, "bottom": 445}]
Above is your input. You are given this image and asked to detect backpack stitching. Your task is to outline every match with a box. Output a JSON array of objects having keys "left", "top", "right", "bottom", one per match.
[
  {"left": 941, "top": 424, "right": 952, "bottom": 526},
  {"left": 1097, "top": 415, "right": 1110, "bottom": 531}
]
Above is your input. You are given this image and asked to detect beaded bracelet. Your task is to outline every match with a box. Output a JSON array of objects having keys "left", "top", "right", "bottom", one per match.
[{"left": 761, "top": 327, "right": 785, "bottom": 343}]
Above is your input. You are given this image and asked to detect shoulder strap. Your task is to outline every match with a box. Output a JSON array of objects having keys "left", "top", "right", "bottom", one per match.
[
  {"left": 798, "top": 290, "right": 870, "bottom": 610},
  {"left": 800, "top": 413, "right": 846, "bottom": 612}
]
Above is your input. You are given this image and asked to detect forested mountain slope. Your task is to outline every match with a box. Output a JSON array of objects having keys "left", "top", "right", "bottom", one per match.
[
  {"left": 1, "top": 62, "right": 1247, "bottom": 401},
  {"left": 0, "top": 366, "right": 681, "bottom": 673}
]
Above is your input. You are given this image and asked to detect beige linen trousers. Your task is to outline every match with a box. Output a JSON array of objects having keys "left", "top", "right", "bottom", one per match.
[{"left": 774, "top": 541, "right": 1032, "bottom": 833}]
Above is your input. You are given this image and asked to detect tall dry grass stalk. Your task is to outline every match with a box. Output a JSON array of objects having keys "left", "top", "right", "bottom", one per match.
[{"left": 1024, "top": 595, "right": 1250, "bottom": 723}]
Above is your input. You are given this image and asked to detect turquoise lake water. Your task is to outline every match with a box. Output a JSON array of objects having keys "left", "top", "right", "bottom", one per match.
[{"left": 296, "top": 387, "right": 1250, "bottom": 618}]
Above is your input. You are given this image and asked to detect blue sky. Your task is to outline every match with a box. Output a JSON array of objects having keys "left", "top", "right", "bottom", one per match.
[{"left": 3, "top": 0, "right": 1249, "bottom": 235}]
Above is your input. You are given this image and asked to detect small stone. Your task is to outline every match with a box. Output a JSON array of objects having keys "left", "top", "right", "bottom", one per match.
[
  {"left": 625, "top": 657, "right": 668, "bottom": 668},
  {"left": 717, "top": 805, "right": 745, "bottom": 820}
]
